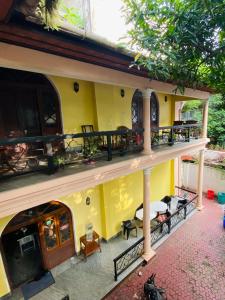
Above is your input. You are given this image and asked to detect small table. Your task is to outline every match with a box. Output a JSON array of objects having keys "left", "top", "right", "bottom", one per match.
[
  {"left": 80, "top": 231, "right": 101, "bottom": 260},
  {"left": 135, "top": 209, "right": 157, "bottom": 221}
]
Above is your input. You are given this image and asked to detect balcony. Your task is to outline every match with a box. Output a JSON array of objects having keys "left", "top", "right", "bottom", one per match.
[
  {"left": 0, "top": 124, "right": 202, "bottom": 180},
  {"left": 151, "top": 123, "right": 202, "bottom": 148}
]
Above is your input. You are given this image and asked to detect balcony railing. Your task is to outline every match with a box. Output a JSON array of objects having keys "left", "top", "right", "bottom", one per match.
[
  {"left": 113, "top": 187, "right": 198, "bottom": 281},
  {"left": 0, "top": 129, "right": 144, "bottom": 179},
  {"left": 151, "top": 124, "right": 202, "bottom": 148}
]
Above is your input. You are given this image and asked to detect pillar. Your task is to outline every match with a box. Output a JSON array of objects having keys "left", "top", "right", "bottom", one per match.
[
  {"left": 142, "top": 167, "right": 155, "bottom": 261},
  {"left": 202, "top": 99, "right": 209, "bottom": 138},
  {"left": 142, "top": 89, "right": 153, "bottom": 154},
  {"left": 197, "top": 149, "right": 205, "bottom": 210}
]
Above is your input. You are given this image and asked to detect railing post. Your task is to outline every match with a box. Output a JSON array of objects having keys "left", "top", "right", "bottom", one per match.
[
  {"left": 114, "top": 260, "right": 118, "bottom": 281},
  {"left": 107, "top": 135, "right": 112, "bottom": 161}
]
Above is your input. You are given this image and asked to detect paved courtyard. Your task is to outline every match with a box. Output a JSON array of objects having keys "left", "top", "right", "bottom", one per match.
[{"left": 105, "top": 197, "right": 225, "bottom": 300}]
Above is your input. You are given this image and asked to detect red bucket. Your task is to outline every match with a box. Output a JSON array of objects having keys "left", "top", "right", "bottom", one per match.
[{"left": 207, "top": 189, "right": 215, "bottom": 200}]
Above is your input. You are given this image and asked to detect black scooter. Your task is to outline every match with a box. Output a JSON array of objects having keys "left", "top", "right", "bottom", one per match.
[{"left": 144, "top": 273, "right": 167, "bottom": 300}]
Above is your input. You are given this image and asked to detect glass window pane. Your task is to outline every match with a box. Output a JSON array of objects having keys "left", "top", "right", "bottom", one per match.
[
  {"left": 43, "top": 217, "right": 58, "bottom": 250},
  {"left": 59, "top": 212, "right": 71, "bottom": 243}
]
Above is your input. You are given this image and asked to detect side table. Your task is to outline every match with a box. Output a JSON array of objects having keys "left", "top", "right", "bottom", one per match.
[{"left": 80, "top": 231, "right": 101, "bottom": 260}]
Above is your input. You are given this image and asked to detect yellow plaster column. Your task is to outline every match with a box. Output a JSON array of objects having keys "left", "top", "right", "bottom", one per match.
[
  {"left": 142, "top": 167, "right": 155, "bottom": 262},
  {"left": 202, "top": 99, "right": 209, "bottom": 138},
  {"left": 197, "top": 149, "right": 205, "bottom": 210},
  {"left": 142, "top": 89, "right": 153, "bottom": 154}
]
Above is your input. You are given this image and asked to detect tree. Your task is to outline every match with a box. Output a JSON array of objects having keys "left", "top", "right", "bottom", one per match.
[
  {"left": 123, "top": 0, "right": 225, "bottom": 94},
  {"left": 207, "top": 95, "right": 225, "bottom": 146}
]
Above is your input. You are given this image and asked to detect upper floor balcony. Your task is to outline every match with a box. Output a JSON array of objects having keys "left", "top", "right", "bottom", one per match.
[{"left": 0, "top": 67, "right": 209, "bottom": 217}]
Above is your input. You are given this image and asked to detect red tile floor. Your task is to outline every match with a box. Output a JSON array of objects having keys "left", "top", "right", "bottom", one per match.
[{"left": 105, "top": 197, "right": 225, "bottom": 300}]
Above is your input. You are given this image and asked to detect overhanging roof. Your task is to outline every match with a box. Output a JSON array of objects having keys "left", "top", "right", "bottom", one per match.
[{"left": 0, "top": 3, "right": 213, "bottom": 96}]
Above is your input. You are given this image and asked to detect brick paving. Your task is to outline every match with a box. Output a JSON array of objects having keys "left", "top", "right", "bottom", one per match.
[{"left": 105, "top": 197, "right": 225, "bottom": 300}]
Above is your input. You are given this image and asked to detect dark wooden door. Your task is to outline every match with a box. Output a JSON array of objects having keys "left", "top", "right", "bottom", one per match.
[{"left": 38, "top": 209, "right": 75, "bottom": 270}]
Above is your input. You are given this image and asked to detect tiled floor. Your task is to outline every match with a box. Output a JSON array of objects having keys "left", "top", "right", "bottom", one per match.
[
  {"left": 105, "top": 197, "right": 225, "bottom": 300},
  {"left": 6, "top": 229, "right": 143, "bottom": 300}
]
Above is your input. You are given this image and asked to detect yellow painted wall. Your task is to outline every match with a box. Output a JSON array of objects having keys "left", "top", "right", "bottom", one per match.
[
  {"left": 158, "top": 94, "right": 173, "bottom": 126},
  {"left": 101, "top": 161, "right": 174, "bottom": 240},
  {"left": 0, "top": 254, "right": 10, "bottom": 297},
  {"left": 0, "top": 215, "right": 14, "bottom": 297},
  {"left": 49, "top": 76, "right": 97, "bottom": 133},
  {"left": 59, "top": 186, "right": 103, "bottom": 251},
  {"left": 94, "top": 83, "right": 134, "bottom": 130},
  {"left": 150, "top": 161, "right": 174, "bottom": 201},
  {"left": 101, "top": 171, "right": 143, "bottom": 239}
]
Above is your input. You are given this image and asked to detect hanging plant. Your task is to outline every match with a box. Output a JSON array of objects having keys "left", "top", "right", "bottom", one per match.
[
  {"left": 16, "top": 0, "right": 61, "bottom": 29},
  {"left": 37, "top": 0, "right": 61, "bottom": 29}
]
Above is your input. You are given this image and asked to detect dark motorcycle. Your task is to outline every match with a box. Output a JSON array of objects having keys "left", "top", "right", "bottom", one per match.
[{"left": 144, "top": 273, "right": 167, "bottom": 300}]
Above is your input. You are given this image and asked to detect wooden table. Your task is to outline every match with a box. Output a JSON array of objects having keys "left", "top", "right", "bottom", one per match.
[{"left": 80, "top": 231, "right": 101, "bottom": 260}]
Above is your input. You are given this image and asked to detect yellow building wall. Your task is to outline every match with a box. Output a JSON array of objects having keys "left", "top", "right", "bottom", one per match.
[
  {"left": 0, "top": 254, "right": 10, "bottom": 297},
  {"left": 59, "top": 186, "right": 103, "bottom": 251},
  {"left": 101, "top": 171, "right": 143, "bottom": 239},
  {"left": 101, "top": 161, "right": 174, "bottom": 240},
  {"left": 94, "top": 83, "right": 134, "bottom": 130},
  {"left": 49, "top": 76, "right": 97, "bottom": 133},
  {"left": 158, "top": 94, "right": 173, "bottom": 126},
  {"left": 0, "top": 215, "right": 15, "bottom": 297}
]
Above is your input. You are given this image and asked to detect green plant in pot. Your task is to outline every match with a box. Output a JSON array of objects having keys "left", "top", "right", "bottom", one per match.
[{"left": 82, "top": 137, "right": 100, "bottom": 164}]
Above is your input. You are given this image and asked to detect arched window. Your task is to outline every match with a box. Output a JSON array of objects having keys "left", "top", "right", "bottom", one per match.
[
  {"left": 0, "top": 67, "right": 62, "bottom": 138},
  {"left": 131, "top": 89, "right": 143, "bottom": 130},
  {"left": 150, "top": 92, "right": 159, "bottom": 128}
]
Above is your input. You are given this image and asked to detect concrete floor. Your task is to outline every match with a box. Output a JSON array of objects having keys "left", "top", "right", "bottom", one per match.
[{"left": 6, "top": 229, "right": 143, "bottom": 300}]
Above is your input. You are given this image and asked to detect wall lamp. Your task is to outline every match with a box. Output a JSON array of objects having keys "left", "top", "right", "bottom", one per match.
[
  {"left": 74, "top": 82, "right": 79, "bottom": 93},
  {"left": 120, "top": 89, "right": 125, "bottom": 98},
  {"left": 86, "top": 197, "right": 91, "bottom": 205}
]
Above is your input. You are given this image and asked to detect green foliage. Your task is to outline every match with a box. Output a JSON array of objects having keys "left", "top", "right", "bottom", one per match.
[
  {"left": 208, "top": 94, "right": 225, "bottom": 146},
  {"left": 123, "top": 0, "right": 225, "bottom": 94},
  {"left": 36, "top": 0, "right": 84, "bottom": 30},
  {"left": 182, "top": 100, "right": 202, "bottom": 113},
  {"left": 60, "top": 3, "right": 84, "bottom": 28}
]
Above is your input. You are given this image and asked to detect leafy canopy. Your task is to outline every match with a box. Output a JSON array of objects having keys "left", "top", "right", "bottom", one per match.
[{"left": 123, "top": 0, "right": 225, "bottom": 94}]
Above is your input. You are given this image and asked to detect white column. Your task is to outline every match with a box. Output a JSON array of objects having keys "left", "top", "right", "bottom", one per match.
[
  {"left": 174, "top": 156, "right": 182, "bottom": 188},
  {"left": 197, "top": 149, "right": 205, "bottom": 210},
  {"left": 142, "top": 89, "right": 153, "bottom": 155},
  {"left": 142, "top": 167, "right": 155, "bottom": 262},
  {"left": 202, "top": 99, "right": 209, "bottom": 138}
]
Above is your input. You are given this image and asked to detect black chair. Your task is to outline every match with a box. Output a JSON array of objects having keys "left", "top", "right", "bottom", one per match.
[
  {"left": 161, "top": 195, "right": 171, "bottom": 210},
  {"left": 122, "top": 220, "right": 137, "bottom": 240},
  {"left": 177, "top": 199, "right": 188, "bottom": 216}
]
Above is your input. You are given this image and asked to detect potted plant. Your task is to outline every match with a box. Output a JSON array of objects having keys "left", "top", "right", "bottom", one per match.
[{"left": 82, "top": 137, "right": 100, "bottom": 164}]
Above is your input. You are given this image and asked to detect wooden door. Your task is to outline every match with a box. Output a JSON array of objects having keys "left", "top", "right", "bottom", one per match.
[{"left": 38, "top": 209, "right": 75, "bottom": 270}]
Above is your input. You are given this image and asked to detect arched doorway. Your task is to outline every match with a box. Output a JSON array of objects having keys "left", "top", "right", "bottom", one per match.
[
  {"left": 1, "top": 201, "right": 75, "bottom": 289},
  {"left": 131, "top": 89, "right": 143, "bottom": 130},
  {"left": 150, "top": 92, "right": 159, "bottom": 128},
  {"left": 0, "top": 67, "right": 62, "bottom": 138}
]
